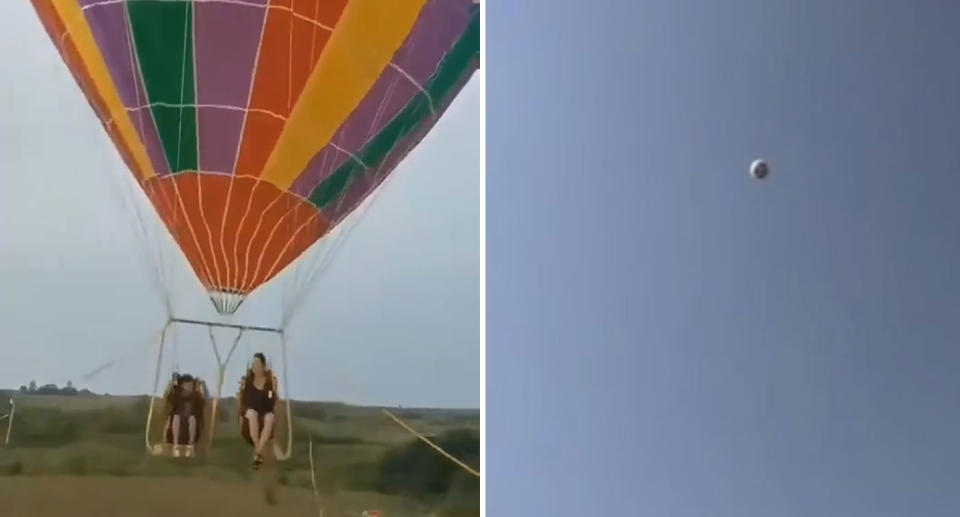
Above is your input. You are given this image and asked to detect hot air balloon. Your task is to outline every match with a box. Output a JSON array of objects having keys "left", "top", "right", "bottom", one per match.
[
  {"left": 29, "top": 0, "right": 480, "bottom": 461},
  {"left": 750, "top": 159, "right": 770, "bottom": 180}
]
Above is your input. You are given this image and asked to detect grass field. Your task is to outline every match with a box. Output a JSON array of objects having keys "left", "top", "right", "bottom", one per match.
[{"left": 0, "top": 393, "right": 480, "bottom": 517}]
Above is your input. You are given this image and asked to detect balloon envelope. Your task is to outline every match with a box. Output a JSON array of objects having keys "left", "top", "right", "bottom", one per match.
[{"left": 30, "top": 0, "right": 480, "bottom": 313}]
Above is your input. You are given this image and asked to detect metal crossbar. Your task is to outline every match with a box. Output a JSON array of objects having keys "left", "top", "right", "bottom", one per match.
[{"left": 169, "top": 317, "right": 283, "bottom": 335}]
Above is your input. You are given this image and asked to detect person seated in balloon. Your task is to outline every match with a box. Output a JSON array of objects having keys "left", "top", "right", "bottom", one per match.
[
  {"left": 237, "top": 353, "right": 279, "bottom": 470},
  {"left": 162, "top": 373, "right": 206, "bottom": 458}
]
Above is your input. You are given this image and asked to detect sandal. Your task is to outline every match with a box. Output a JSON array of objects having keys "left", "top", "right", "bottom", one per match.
[{"left": 252, "top": 453, "right": 264, "bottom": 470}]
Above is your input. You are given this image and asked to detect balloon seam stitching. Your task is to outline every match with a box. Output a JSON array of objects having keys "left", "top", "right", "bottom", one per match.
[{"left": 82, "top": 0, "right": 335, "bottom": 34}]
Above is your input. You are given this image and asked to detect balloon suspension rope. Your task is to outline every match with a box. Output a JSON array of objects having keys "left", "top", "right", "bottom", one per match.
[
  {"left": 144, "top": 323, "right": 170, "bottom": 454},
  {"left": 381, "top": 409, "right": 480, "bottom": 477},
  {"left": 272, "top": 332, "right": 294, "bottom": 461}
]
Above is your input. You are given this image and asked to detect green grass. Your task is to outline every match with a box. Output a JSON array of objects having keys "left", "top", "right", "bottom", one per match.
[{"left": 0, "top": 394, "right": 480, "bottom": 516}]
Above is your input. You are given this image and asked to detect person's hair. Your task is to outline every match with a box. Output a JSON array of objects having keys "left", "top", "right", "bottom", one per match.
[{"left": 244, "top": 353, "right": 271, "bottom": 392}]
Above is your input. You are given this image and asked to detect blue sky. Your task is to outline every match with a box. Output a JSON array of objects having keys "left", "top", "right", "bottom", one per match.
[
  {"left": 0, "top": 2, "right": 480, "bottom": 409},
  {"left": 488, "top": 1, "right": 960, "bottom": 515}
]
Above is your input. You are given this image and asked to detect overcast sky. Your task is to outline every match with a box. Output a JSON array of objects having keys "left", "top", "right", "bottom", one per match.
[
  {"left": 0, "top": 1, "right": 480, "bottom": 409},
  {"left": 487, "top": 0, "right": 960, "bottom": 514}
]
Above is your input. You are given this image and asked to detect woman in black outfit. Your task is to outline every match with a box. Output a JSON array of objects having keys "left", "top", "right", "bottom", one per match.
[{"left": 239, "top": 352, "right": 277, "bottom": 469}]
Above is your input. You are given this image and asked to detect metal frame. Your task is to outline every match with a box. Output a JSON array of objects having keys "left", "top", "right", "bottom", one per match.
[
  {"left": 144, "top": 318, "right": 293, "bottom": 461},
  {"left": 170, "top": 317, "right": 283, "bottom": 335},
  {"left": 2, "top": 398, "right": 13, "bottom": 446}
]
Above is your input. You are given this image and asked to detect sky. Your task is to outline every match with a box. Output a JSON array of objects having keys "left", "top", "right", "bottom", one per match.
[
  {"left": 0, "top": 2, "right": 481, "bottom": 409},
  {"left": 487, "top": 0, "right": 960, "bottom": 515}
]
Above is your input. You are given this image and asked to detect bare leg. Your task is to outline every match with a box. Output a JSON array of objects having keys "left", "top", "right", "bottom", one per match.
[
  {"left": 257, "top": 412, "right": 275, "bottom": 453},
  {"left": 171, "top": 415, "right": 181, "bottom": 446},
  {"left": 161, "top": 418, "right": 171, "bottom": 455},
  {"left": 187, "top": 415, "right": 197, "bottom": 445},
  {"left": 244, "top": 409, "right": 261, "bottom": 454}
]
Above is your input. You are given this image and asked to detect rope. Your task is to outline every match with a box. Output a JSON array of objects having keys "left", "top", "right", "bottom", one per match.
[
  {"left": 94, "top": 123, "right": 174, "bottom": 317},
  {"left": 269, "top": 334, "right": 477, "bottom": 477},
  {"left": 281, "top": 193, "right": 376, "bottom": 329},
  {"left": 78, "top": 328, "right": 161, "bottom": 383},
  {"left": 144, "top": 323, "right": 170, "bottom": 454},
  {"left": 272, "top": 333, "right": 294, "bottom": 461},
  {"left": 172, "top": 324, "right": 181, "bottom": 372},
  {"left": 280, "top": 151, "right": 399, "bottom": 329},
  {"left": 309, "top": 438, "right": 324, "bottom": 517},
  {"left": 380, "top": 409, "right": 480, "bottom": 478}
]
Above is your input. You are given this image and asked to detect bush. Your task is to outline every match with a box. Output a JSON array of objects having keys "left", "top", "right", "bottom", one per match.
[
  {"left": 292, "top": 426, "right": 364, "bottom": 446},
  {"left": 290, "top": 401, "right": 327, "bottom": 421},
  {"left": 12, "top": 408, "right": 81, "bottom": 447},
  {"left": 374, "top": 429, "right": 479, "bottom": 500},
  {"left": 340, "top": 461, "right": 380, "bottom": 491},
  {"left": 97, "top": 407, "right": 142, "bottom": 434},
  {"left": 438, "top": 470, "right": 481, "bottom": 516},
  {"left": 0, "top": 460, "right": 23, "bottom": 476}
]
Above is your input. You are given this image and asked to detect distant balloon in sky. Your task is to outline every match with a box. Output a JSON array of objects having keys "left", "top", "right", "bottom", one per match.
[{"left": 750, "top": 159, "right": 770, "bottom": 180}]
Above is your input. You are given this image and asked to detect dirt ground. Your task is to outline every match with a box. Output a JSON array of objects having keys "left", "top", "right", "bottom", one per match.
[{"left": 0, "top": 476, "right": 422, "bottom": 517}]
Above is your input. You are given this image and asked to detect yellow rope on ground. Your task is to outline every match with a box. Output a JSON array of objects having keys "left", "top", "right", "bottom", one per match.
[{"left": 381, "top": 409, "right": 480, "bottom": 478}]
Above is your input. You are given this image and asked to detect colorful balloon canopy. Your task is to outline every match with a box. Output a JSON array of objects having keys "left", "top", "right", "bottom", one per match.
[{"left": 30, "top": 0, "right": 480, "bottom": 313}]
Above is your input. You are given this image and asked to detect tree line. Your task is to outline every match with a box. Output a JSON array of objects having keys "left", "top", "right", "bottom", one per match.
[{"left": 17, "top": 380, "right": 92, "bottom": 396}]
